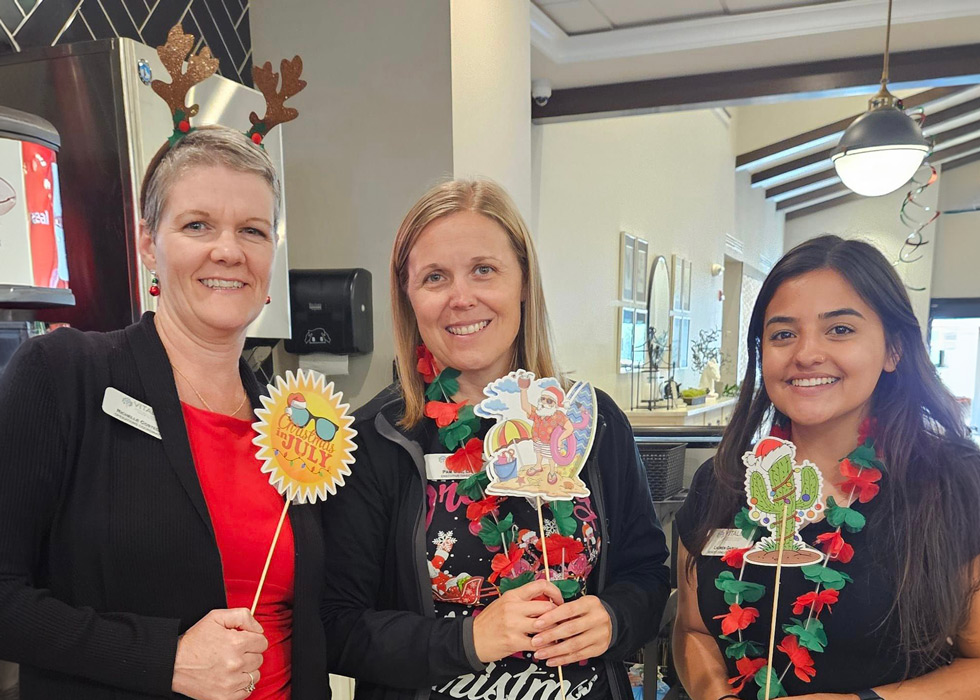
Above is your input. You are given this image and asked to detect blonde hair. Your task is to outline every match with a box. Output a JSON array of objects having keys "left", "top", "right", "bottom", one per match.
[
  {"left": 140, "top": 124, "right": 282, "bottom": 235},
  {"left": 391, "top": 179, "right": 563, "bottom": 428}
]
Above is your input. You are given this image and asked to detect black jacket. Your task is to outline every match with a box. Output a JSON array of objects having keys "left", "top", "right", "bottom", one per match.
[
  {"left": 321, "top": 384, "right": 670, "bottom": 700},
  {"left": 0, "top": 313, "right": 328, "bottom": 699}
]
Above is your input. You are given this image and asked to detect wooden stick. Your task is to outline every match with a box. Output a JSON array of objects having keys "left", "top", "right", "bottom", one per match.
[
  {"left": 765, "top": 501, "right": 790, "bottom": 700},
  {"left": 251, "top": 499, "right": 291, "bottom": 615},
  {"left": 536, "top": 497, "right": 567, "bottom": 700}
]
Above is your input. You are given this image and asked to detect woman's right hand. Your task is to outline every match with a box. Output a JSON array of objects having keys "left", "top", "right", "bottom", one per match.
[
  {"left": 171, "top": 608, "right": 268, "bottom": 699},
  {"left": 473, "top": 580, "right": 563, "bottom": 663}
]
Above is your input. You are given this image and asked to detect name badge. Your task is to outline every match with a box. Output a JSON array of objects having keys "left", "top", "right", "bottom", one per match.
[
  {"left": 102, "top": 387, "right": 161, "bottom": 440},
  {"left": 425, "top": 453, "right": 475, "bottom": 481},
  {"left": 702, "top": 528, "right": 755, "bottom": 557}
]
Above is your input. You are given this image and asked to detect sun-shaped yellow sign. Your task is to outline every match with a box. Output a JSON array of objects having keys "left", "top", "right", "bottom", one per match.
[{"left": 252, "top": 369, "right": 357, "bottom": 504}]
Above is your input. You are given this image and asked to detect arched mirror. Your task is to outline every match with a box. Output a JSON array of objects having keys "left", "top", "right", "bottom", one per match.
[{"left": 645, "top": 255, "right": 670, "bottom": 370}]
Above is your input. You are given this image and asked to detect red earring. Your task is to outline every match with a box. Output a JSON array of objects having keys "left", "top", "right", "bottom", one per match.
[
  {"left": 265, "top": 295, "right": 271, "bottom": 305},
  {"left": 149, "top": 271, "right": 160, "bottom": 297}
]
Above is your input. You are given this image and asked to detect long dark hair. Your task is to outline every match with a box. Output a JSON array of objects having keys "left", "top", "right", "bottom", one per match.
[{"left": 687, "top": 234, "right": 980, "bottom": 674}]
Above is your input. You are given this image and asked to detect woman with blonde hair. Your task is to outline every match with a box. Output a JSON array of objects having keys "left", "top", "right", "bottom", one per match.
[{"left": 321, "top": 179, "right": 670, "bottom": 700}]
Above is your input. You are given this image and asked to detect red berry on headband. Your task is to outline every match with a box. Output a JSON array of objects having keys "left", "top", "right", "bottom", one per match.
[
  {"left": 251, "top": 133, "right": 263, "bottom": 144},
  {"left": 178, "top": 119, "right": 190, "bottom": 133}
]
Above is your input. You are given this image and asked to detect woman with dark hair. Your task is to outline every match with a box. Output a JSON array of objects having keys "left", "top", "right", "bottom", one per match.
[{"left": 673, "top": 234, "right": 980, "bottom": 700}]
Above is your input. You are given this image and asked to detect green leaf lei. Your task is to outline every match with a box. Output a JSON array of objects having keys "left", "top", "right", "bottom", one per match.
[
  {"left": 714, "top": 422, "right": 882, "bottom": 697},
  {"left": 419, "top": 347, "right": 587, "bottom": 596}
]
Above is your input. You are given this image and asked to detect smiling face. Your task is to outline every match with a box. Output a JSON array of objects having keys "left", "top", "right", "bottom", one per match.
[
  {"left": 406, "top": 210, "right": 524, "bottom": 390},
  {"left": 139, "top": 164, "right": 276, "bottom": 339},
  {"left": 761, "top": 268, "right": 897, "bottom": 432}
]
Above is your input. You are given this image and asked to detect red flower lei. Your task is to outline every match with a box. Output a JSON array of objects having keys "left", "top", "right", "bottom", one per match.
[
  {"left": 715, "top": 418, "right": 883, "bottom": 698},
  {"left": 417, "top": 346, "right": 591, "bottom": 597}
]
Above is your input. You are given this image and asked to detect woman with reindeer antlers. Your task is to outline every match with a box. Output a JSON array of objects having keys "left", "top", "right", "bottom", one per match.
[{"left": 0, "top": 26, "right": 324, "bottom": 700}]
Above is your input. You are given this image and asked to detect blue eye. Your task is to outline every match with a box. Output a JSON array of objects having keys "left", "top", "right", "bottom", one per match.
[
  {"left": 424, "top": 272, "right": 445, "bottom": 284},
  {"left": 475, "top": 265, "right": 494, "bottom": 276},
  {"left": 185, "top": 221, "right": 206, "bottom": 232}
]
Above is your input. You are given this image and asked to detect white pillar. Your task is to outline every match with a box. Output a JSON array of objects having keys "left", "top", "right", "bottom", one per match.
[{"left": 450, "top": 0, "right": 532, "bottom": 219}]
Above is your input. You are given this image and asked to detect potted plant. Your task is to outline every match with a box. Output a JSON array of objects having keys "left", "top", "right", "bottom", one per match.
[{"left": 680, "top": 388, "right": 709, "bottom": 406}]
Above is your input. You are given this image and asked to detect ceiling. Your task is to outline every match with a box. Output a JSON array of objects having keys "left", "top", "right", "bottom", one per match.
[
  {"left": 532, "top": 0, "right": 855, "bottom": 35},
  {"left": 735, "top": 86, "right": 980, "bottom": 218},
  {"left": 530, "top": 0, "right": 980, "bottom": 89}
]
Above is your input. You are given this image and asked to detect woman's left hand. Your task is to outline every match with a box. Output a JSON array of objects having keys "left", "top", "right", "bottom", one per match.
[{"left": 529, "top": 594, "right": 612, "bottom": 666}]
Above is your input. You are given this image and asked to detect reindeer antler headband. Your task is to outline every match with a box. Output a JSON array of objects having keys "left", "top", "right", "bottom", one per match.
[{"left": 151, "top": 24, "right": 306, "bottom": 147}]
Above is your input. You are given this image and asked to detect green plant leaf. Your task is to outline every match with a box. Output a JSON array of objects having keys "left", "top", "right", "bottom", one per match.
[
  {"left": 478, "top": 512, "right": 515, "bottom": 547},
  {"left": 498, "top": 571, "right": 534, "bottom": 594},
  {"left": 455, "top": 404, "right": 482, "bottom": 434},
  {"left": 782, "top": 617, "right": 828, "bottom": 653},
  {"left": 719, "top": 636, "right": 765, "bottom": 660},
  {"left": 548, "top": 500, "right": 578, "bottom": 536},
  {"left": 734, "top": 508, "right": 762, "bottom": 541},
  {"left": 439, "top": 421, "right": 474, "bottom": 451},
  {"left": 754, "top": 665, "right": 787, "bottom": 700},
  {"left": 801, "top": 564, "right": 853, "bottom": 591},
  {"left": 849, "top": 442, "right": 885, "bottom": 471},
  {"left": 425, "top": 367, "right": 461, "bottom": 401},
  {"left": 825, "top": 496, "right": 866, "bottom": 533},
  {"left": 554, "top": 578, "right": 581, "bottom": 599},
  {"left": 714, "top": 571, "right": 767, "bottom": 604},
  {"left": 457, "top": 471, "right": 490, "bottom": 500}
]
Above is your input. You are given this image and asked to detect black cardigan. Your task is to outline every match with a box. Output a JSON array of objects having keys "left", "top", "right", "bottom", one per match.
[
  {"left": 321, "top": 385, "right": 671, "bottom": 700},
  {"left": 0, "top": 313, "right": 328, "bottom": 699}
]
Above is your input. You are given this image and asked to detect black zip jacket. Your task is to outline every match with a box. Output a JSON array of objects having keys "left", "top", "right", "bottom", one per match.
[{"left": 320, "top": 384, "right": 670, "bottom": 700}]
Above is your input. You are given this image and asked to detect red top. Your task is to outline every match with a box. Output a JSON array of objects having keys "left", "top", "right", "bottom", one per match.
[{"left": 182, "top": 402, "right": 294, "bottom": 699}]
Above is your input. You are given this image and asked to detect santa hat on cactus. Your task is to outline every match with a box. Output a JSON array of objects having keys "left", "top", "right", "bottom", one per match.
[{"left": 747, "top": 437, "right": 795, "bottom": 468}]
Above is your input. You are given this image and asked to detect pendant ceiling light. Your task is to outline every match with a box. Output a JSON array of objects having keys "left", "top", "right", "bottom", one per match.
[{"left": 830, "top": 0, "right": 930, "bottom": 197}]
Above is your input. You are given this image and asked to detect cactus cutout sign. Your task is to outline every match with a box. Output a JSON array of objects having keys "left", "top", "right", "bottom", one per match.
[{"left": 742, "top": 437, "right": 825, "bottom": 566}]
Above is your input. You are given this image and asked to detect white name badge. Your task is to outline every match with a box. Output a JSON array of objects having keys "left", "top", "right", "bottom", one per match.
[
  {"left": 102, "top": 387, "right": 161, "bottom": 440},
  {"left": 702, "top": 528, "right": 755, "bottom": 557},
  {"left": 425, "top": 453, "right": 475, "bottom": 481}
]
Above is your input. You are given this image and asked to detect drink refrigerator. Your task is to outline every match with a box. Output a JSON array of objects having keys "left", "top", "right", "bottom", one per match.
[{"left": 0, "top": 37, "right": 291, "bottom": 338}]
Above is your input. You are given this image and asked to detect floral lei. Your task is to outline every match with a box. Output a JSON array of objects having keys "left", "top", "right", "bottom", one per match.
[
  {"left": 717, "top": 418, "right": 883, "bottom": 699},
  {"left": 417, "top": 345, "right": 591, "bottom": 598}
]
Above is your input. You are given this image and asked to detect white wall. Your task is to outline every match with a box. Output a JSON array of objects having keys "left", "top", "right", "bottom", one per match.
[
  {"left": 451, "top": 0, "right": 532, "bottom": 219},
  {"left": 933, "top": 159, "right": 980, "bottom": 299},
  {"left": 533, "top": 109, "right": 745, "bottom": 406},
  {"left": 784, "top": 185, "right": 938, "bottom": 331},
  {"left": 250, "top": 0, "right": 455, "bottom": 409}
]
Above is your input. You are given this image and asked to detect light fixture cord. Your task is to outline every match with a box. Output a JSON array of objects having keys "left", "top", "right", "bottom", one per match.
[{"left": 881, "top": 0, "right": 893, "bottom": 87}]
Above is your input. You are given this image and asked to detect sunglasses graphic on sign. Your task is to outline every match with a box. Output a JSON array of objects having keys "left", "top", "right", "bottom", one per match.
[{"left": 286, "top": 393, "right": 338, "bottom": 441}]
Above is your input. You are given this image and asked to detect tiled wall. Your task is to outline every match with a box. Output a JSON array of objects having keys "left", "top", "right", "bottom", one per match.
[{"left": 0, "top": 0, "right": 252, "bottom": 86}]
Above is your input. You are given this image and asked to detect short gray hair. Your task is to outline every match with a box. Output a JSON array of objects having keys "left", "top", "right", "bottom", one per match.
[{"left": 139, "top": 124, "right": 282, "bottom": 235}]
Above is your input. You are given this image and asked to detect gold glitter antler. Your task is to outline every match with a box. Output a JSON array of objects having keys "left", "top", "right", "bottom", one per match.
[
  {"left": 246, "top": 57, "right": 307, "bottom": 143},
  {"left": 151, "top": 24, "right": 220, "bottom": 135}
]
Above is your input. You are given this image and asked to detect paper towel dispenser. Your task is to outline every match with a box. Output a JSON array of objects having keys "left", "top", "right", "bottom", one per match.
[{"left": 285, "top": 268, "right": 373, "bottom": 355}]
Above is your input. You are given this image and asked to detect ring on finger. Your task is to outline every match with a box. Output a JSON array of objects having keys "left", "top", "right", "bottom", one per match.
[{"left": 242, "top": 670, "right": 257, "bottom": 693}]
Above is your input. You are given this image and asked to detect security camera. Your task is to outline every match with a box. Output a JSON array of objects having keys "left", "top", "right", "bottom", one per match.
[{"left": 531, "top": 79, "right": 552, "bottom": 107}]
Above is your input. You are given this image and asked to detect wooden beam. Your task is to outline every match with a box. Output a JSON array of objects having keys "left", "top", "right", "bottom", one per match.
[
  {"left": 942, "top": 149, "right": 980, "bottom": 173},
  {"left": 758, "top": 101, "right": 980, "bottom": 191},
  {"left": 785, "top": 193, "right": 862, "bottom": 220},
  {"left": 532, "top": 44, "right": 980, "bottom": 122},
  {"left": 781, "top": 135, "right": 980, "bottom": 217},
  {"left": 736, "top": 87, "right": 959, "bottom": 170},
  {"left": 766, "top": 171, "right": 839, "bottom": 200}
]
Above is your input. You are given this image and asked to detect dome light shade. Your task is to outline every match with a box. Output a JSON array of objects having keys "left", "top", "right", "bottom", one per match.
[{"left": 831, "top": 105, "right": 929, "bottom": 197}]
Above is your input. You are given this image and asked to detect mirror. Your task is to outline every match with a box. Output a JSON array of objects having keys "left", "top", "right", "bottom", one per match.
[{"left": 646, "top": 255, "right": 670, "bottom": 369}]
